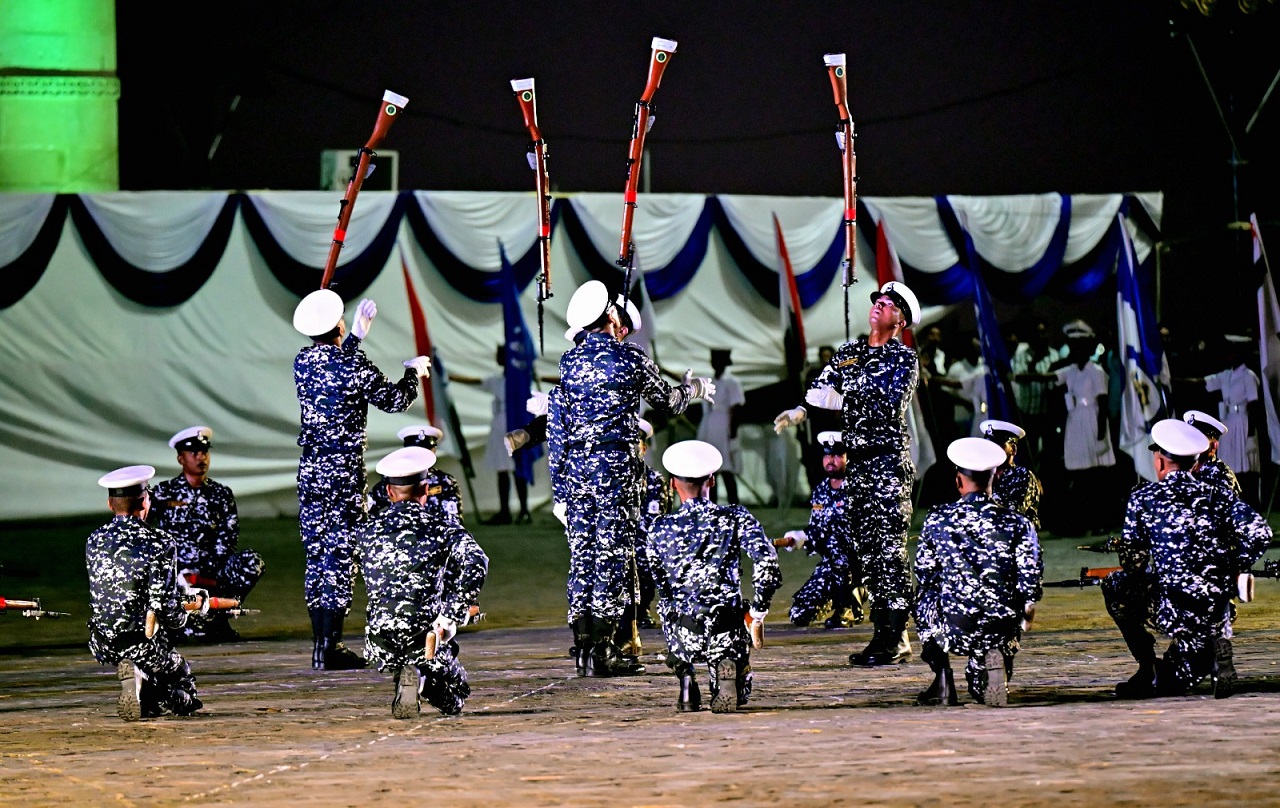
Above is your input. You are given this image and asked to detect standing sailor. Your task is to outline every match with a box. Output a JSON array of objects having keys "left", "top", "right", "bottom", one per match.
[
  {"left": 292, "top": 289, "right": 430, "bottom": 670},
  {"left": 774, "top": 280, "right": 921, "bottom": 667}
]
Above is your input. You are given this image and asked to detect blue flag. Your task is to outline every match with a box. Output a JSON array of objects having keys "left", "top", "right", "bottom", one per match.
[
  {"left": 499, "top": 242, "right": 542, "bottom": 483},
  {"left": 970, "top": 267, "right": 1019, "bottom": 423},
  {"left": 1115, "top": 211, "right": 1168, "bottom": 481}
]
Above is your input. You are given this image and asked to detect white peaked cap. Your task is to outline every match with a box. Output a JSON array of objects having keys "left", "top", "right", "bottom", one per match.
[
  {"left": 980, "top": 419, "right": 1026, "bottom": 440},
  {"left": 375, "top": 446, "right": 437, "bottom": 484},
  {"left": 662, "top": 440, "right": 723, "bottom": 479},
  {"left": 946, "top": 438, "right": 1007, "bottom": 473},
  {"left": 872, "top": 281, "right": 921, "bottom": 328},
  {"left": 169, "top": 425, "right": 213, "bottom": 450},
  {"left": 98, "top": 465, "right": 156, "bottom": 493},
  {"left": 1148, "top": 419, "right": 1210, "bottom": 457},
  {"left": 293, "top": 289, "right": 345, "bottom": 337},
  {"left": 817, "top": 431, "right": 843, "bottom": 447},
  {"left": 1183, "top": 410, "right": 1227, "bottom": 436},
  {"left": 565, "top": 281, "right": 612, "bottom": 329},
  {"left": 638, "top": 418, "right": 654, "bottom": 439},
  {"left": 615, "top": 294, "right": 642, "bottom": 332},
  {"left": 397, "top": 424, "right": 443, "bottom": 443}
]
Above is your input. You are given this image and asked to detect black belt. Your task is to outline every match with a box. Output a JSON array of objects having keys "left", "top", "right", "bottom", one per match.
[
  {"left": 674, "top": 601, "right": 743, "bottom": 634},
  {"left": 846, "top": 444, "right": 901, "bottom": 463}
]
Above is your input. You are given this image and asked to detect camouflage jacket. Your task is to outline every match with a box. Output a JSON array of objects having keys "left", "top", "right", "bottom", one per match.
[
  {"left": 1194, "top": 456, "right": 1243, "bottom": 498},
  {"left": 804, "top": 478, "right": 850, "bottom": 558},
  {"left": 809, "top": 336, "right": 918, "bottom": 456},
  {"left": 369, "top": 469, "right": 464, "bottom": 524},
  {"left": 646, "top": 498, "right": 781, "bottom": 617},
  {"left": 86, "top": 515, "right": 186, "bottom": 638},
  {"left": 992, "top": 464, "right": 1043, "bottom": 529},
  {"left": 149, "top": 475, "right": 239, "bottom": 572},
  {"left": 294, "top": 335, "right": 418, "bottom": 452}
]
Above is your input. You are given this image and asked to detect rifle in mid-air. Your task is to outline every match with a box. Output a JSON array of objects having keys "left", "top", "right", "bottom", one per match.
[
  {"left": 0, "top": 597, "right": 69, "bottom": 619},
  {"left": 1043, "top": 566, "right": 1122, "bottom": 588}
]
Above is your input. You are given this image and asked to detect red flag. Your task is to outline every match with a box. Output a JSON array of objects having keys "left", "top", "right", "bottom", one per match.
[
  {"left": 400, "top": 251, "right": 435, "bottom": 424},
  {"left": 774, "top": 214, "right": 806, "bottom": 382},
  {"left": 876, "top": 219, "right": 913, "bottom": 348}
]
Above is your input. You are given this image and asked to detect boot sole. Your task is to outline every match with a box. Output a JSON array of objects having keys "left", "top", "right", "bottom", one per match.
[
  {"left": 1213, "top": 638, "right": 1236, "bottom": 700},
  {"left": 984, "top": 650, "right": 1008, "bottom": 707},
  {"left": 710, "top": 660, "right": 738, "bottom": 713},
  {"left": 117, "top": 660, "right": 142, "bottom": 722},
  {"left": 392, "top": 666, "right": 421, "bottom": 719}
]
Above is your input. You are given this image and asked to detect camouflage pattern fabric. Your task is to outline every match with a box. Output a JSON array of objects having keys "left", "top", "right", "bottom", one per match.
[
  {"left": 913, "top": 492, "right": 1042, "bottom": 663},
  {"left": 992, "top": 464, "right": 1043, "bottom": 529},
  {"left": 789, "top": 478, "right": 859, "bottom": 621},
  {"left": 809, "top": 337, "right": 918, "bottom": 611},
  {"left": 1195, "top": 456, "right": 1243, "bottom": 498},
  {"left": 1103, "top": 469, "right": 1271, "bottom": 691},
  {"left": 645, "top": 498, "right": 781, "bottom": 671},
  {"left": 294, "top": 335, "right": 418, "bottom": 610},
  {"left": 369, "top": 469, "right": 464, "bottom": 524},
  {"left": 354, "top": 499, "right": 488, "bottom": 713},
  {"left": 86, "top": 515, "right": 200, "bottom": 714},
  {"left": 553, "top": 332, "right": 695, "bottom": 624}
]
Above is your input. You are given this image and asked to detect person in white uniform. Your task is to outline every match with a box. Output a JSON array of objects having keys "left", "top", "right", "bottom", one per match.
[
  {"left": 1203, "top": 335, "right": 1262, "bottom": 507},
  {"left": 696, "top": 349, "right": 746, "bottom": 505}
]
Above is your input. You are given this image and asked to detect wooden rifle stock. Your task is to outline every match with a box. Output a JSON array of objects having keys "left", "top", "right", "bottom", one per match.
[
  {"left": 0, "top": 597, "right": 68, "bottom": 619},
  {"left": 511, "top": 77, "right": 554, "bottom": 351},
  {"left": 617, "top": 37, "right": 678, "bottom": 298},
  {"left": 1044, "top": 566, "right": 1122, "bottom": 588},
  {"left": 319, "top": 89, "right": 409, "bottom": 290}
]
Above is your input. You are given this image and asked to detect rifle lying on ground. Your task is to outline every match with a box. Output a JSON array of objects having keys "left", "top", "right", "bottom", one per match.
[
  {"left": 1044, "top": 566, "right": 1122, "bottom": 588},
  {"left": 0, "top": 597, "right": 70, "bottom": 619},
  {"left": 145, "top": 594, "right": 259, "bottom": 639}
]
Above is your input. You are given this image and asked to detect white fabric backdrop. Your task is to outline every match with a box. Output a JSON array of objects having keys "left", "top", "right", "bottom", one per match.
[{"left": 0, "top": 191, "right": 1160, "bottom": 519}]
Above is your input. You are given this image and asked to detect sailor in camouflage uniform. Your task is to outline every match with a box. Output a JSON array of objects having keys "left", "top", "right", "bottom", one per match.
[
  {"left": 645, "top": 440, "right": 782, "bottom": 713},
  {"left": 633, "top": 417, "right": 669, "bottom": 629},
  {"left": 980, "top": 419, "right": 1044, "bottom": 529},
  {"left": 781, "top": 431, "right": 866, "bottom": 629},
  {"left": 775, "top": 280, "right": 921, "bottom": 667},
  {"left": 87, "top": 465, "right": 204, "bottom": 721},
  {"left": 150, "top": 426, "right": 264, "bottom": 642},
  {"left": 551, "top": 281, "right": 715, "bottom": 678},
  {"left": 1184, "top": 410, "right": 1243, "bottom": 498},
  {"left": 354, "top": 446, "right": 488, "bottom": 718},
  {"left": 1104, "top": 419, "right": 1272, "bottom": 700},
  {"left": 368, "top": 424, "right": 464, "bottom": 524},
  {"left": 292, "top": 289, "right": 431, "bottom": 670},
  {"left": 913, "top": 438, "right": 1042, "bottom": 707}
]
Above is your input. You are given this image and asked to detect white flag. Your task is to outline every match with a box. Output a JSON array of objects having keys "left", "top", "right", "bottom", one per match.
[
  {"left": 1115, "top": 212, "right": 1169, "bottom": 481},
  {"left": 1253, "top": 215, "right": 1280, "bottom": 464}
]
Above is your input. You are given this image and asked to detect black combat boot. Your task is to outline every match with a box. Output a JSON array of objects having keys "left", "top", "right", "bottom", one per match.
[
  {"left": 320, "top": 609, "right": 368, "bottom": 670},
  {"left": 1113, "top": 620, "right": 1158, "bottom": 699},
  {"left": 587, "top": 619, "right": 646, "bottom": 677},
  {"left": 848, "top": 607, "right": 885, "bottom": 665},
  {"left": 1212, "top": 637, "right": 1237, "bottom": 699},
  {"left": 571, "top": 615, "right": 592, "bottom": 677},
  {"left": 117, "top": 659, "right": 144, "bottom": 722},
  {"left": 916, "top": 642, "right": 959, "bottom": 706},
  {"left": 675, "top": 664, "right": 701, "bottom": 712},
  {"left": 852, "top": 609, "right": 912, "bottom": 666},
  {"left": 309, "top": 607, "right": 325, "bottom": 669},
  {"left": 709, "top": 658, "right": 738, "bottom": 713}
]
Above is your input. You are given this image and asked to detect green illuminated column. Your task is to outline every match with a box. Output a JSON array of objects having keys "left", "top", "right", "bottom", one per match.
[{"left": 0, "top": 0, "right": 119, "bottom": 191}]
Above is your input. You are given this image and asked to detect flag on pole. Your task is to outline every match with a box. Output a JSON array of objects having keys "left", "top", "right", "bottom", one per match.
[
  {"left": 1115, "top": 211, "right": 1170, "bottom": 482},
  {"left": 499, "top": 242, "right": 542, "bottom": 484},
  {"left": 1253, "top": 214, "right": 1280, "bottom": 464},
  {"left": 399, "top": 248, "right": 475, "bottom": 482},
  {"left": 774, "top": 214, "right": 807, "bottom": 390}
]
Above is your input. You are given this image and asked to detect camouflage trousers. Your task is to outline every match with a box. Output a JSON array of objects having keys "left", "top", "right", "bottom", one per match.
[
  {"left": 789, "top": 549, "right": 858, "bottom": 622},
  {"left": 89, "top": 626, "right": 199, "bottom": 714},
  {"left": 661, "top": 605, "right": 753, "bottom": 703},
  {"left": 847, "top": 452, "right": 914, "bottom": 612},
  {"left": 564, "top": 447, "right": 638, "bottom": 624},
  {"left": 1103, "top": 569, "right": 1225, "bottom": 693},
  {"left": 374, "top": 632, "right": 471, "bottom": 716},
  {"left": 298, "top": 449, "right": 367, "bottom": 609}
]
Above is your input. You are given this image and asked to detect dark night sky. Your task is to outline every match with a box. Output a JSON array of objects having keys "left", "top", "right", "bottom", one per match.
[{"left": 115, "top": 1, "right": 1279, "bottom": 323}]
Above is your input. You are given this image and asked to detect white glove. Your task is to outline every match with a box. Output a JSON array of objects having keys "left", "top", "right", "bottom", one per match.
[
  {"left": 526, "top": 391, "right": 549, "bottom": 417},
  {"left": 682, "top": 369, "right": 717, "bottom": 404},
  {"left": 432, "top": 615, "right": 457, "bottom": 645},
  {"left": 553, "top": 501, "right": 568, "bottom": 526},
  {"left": 403, "top": 355, "right": 431, "bottom": 379},
  {"left": 748, "top": 607, "right": 768, "bottom": 624},
  {"left": 351, "top": 298, "right": 377, "bottom": 340},
  {"left": 805, "top": 385, "right": 844, "bottom": 411},
  {"left": 504, "top": 429, "right": 530, "bottom": 457},
  {"left": 773, "top": 406, "right": 807, "bottom": 433},
  {"left": 1021, "top": 602, "right": 1037, "bottom": 632},
  {"left": 782, "top": 529, "right": 808, "bottom": 552}
]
